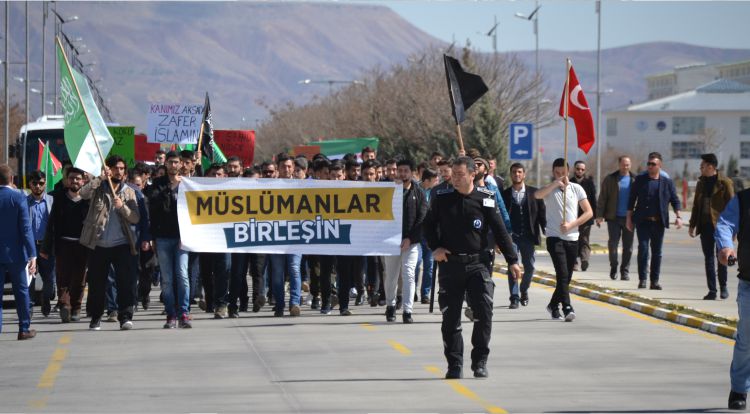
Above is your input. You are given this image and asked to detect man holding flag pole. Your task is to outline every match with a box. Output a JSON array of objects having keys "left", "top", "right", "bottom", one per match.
[
  {"left": 56, "top": 37, "right": 141, "bottom": 331},
  {"left": 426, "top": 54, "right": 521, "bottom": 379},
  {"left": 534, "top": 59, "right": 594, "bottom": 322}
]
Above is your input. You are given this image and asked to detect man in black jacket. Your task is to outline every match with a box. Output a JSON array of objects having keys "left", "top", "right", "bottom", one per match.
[
  {"left": 570, "top": 161, "right": 597, "bottom": 271},
  {"left": 144, "top": 151, "right": 192, "bottom": 329},
  {"left": 502, "top": 163, "right": 546, "bottom": 308},
  {"left": 383, "top": 159, "right": 427, "bottom": 323}
]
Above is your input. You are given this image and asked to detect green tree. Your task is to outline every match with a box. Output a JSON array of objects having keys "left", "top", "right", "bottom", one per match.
[{"left": 466, "top": 96, "right": 508, "bottom": 175}]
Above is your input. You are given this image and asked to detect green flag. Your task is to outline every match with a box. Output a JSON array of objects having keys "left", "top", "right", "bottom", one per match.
[
  {"left": 56, "top": 38, "right": 114, "bottom": 176},
  {"left": 38, "top": 139, "right": 63, "bottom": 192},
  {"left": 202, "top": 140, "right": 227, "bottom": 167}
]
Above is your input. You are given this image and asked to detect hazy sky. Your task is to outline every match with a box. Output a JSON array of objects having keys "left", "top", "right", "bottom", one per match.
[{"left": 361, "top": 0, "right": 750, "bottom": 53}]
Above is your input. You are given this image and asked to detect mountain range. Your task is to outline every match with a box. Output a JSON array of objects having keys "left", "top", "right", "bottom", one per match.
[{"left": 6, "top": 2, "right": 750, "bottom": 137}]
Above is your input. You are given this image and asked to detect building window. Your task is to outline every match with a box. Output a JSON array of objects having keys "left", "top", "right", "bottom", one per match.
[
  {"left": 742, "top": 117, "right": 750, "bottom": 135},
  {"left": 741, "top": 167, "right": 750, "bottom": 178},
  {"left": 672, "top": 141, "right": 705, "bottom": 159},
  {"left": 742, "top": 142, "right": 750, "bottom": 159},
  {"left": 606, "top": 118, "right": 617, "bottom": 137},
  {"left": 672, "top": 116, "right": 705, "bottom": 135}
]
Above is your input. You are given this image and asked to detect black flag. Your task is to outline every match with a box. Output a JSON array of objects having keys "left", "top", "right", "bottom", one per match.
[
  {"left": 199, "top": 92, "right": 214, "bottom": 164},
  {"left": 443, "top": 54, "right": 488, "bottom": 124}
]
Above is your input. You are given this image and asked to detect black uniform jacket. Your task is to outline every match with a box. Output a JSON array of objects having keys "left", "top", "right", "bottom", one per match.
[{"left": 424, "top": 185, "right": 518, "bottom": 266}]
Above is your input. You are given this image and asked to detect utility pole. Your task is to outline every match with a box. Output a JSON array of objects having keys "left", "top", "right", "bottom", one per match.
[
  {"left": 25, "top": 1, "right": 29, "bottom": 123},
  {"left": 595, "top": 0, "right": 602, "bottom": 192},
  {"left": 5, "top": 2, "right": 10, "bottom": 164},
  {"left": 42, "top": 1, "right": 47, "bottom": 116}
]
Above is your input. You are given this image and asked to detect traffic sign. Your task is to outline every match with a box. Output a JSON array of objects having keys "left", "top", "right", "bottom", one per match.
[{"left": 509, "top": 123, "right": 533, "bottom": 160}]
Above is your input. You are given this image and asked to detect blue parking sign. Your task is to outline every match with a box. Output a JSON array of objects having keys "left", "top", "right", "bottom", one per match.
[{"left": 509, "top": 123, "right": 533, "bottom": 160}]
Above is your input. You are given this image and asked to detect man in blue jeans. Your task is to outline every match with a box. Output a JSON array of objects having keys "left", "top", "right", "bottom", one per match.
[
  {"left": 626, "top": 152, "right": 682, "bottom": 290},
  {"left": 418, "top": 168, "right": 439, "bottom": 303},
  {"left": 268, "top": 153, "right": 303, "bottom": 317},
  {"left": 144, "top": 151, "right": 191, "bottom": 329},
  {"left": 502, "top": 163, "right": 546, "bottom": 308},
  {"left": 715, "top": 188, "right": 750, "bottom": 410}
]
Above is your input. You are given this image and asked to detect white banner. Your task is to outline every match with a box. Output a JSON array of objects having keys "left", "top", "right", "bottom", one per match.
[
  {"left": 146, "top": 103, "right": 204, "bottom": 144},
  {"left": 177, "top": 178, "right": 403, "bottom": 255}
]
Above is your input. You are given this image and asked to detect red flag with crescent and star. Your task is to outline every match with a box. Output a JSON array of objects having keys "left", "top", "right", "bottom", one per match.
[{"left": 559, "top": 65, "right": 595, "bottom": 154}]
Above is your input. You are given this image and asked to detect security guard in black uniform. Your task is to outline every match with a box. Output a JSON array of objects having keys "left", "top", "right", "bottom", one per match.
[{"left": 425, "top": 156, "right": 522, "bottom": 379}]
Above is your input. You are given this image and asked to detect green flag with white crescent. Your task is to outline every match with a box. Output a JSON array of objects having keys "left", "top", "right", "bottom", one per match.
[{"left": 56, "top": 38, "right": 114, "bottom": 176}]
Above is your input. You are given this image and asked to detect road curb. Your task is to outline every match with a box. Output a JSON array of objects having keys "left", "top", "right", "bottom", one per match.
[{"left": 497, "top": 265, "right": 736, "bottom": 340}]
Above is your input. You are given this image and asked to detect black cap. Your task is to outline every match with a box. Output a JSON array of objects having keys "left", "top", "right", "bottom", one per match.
[{"left": 701, "top": 153, "right": 718, "bottom": 167}]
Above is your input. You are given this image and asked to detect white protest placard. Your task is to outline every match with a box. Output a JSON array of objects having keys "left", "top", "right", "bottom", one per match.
[
  {"left": 177, "top": 178, "right": 403, "bottom": 255},
  {"left": 146, "top": 103, "right": 204, "bottom": 144}
]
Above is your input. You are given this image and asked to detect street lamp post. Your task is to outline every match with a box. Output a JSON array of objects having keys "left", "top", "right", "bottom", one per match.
[
  {"left": 596, "top": 0, "right": 602, "bottom": 191},
  {"left": 515, "top": 1, "right": 541, "bottom": 185},
  {"left": 5, "top": 2, "right": 10, "bottom": 164}
]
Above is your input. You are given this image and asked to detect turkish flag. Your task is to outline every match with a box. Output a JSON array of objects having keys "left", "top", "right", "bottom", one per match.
[{"left": 559, "top": 65, "right": 595, "bottom": 154}]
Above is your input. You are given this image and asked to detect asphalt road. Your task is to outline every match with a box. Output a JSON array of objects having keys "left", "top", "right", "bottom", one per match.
[{"left": 0, "top": 270, "right": 736, "bottom": 413}]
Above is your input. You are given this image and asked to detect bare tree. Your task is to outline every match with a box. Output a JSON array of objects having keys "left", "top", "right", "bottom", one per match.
[{"left": 255, "top": 46, "right": 556, "bottom": 163}]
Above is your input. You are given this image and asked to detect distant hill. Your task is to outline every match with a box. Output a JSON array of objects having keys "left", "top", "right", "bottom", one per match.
[{"left": 7, "top": 2, "right": 750, "bottom": 138}]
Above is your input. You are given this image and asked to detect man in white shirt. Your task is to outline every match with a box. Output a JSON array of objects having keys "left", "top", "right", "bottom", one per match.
[{"left": 534, "top": 158, "right": 593, "bottom": 322}]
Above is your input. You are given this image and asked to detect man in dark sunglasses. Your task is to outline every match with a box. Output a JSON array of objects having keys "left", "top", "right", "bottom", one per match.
[{"left": 626, "top": 152, "right": 682, "bottom": 290}]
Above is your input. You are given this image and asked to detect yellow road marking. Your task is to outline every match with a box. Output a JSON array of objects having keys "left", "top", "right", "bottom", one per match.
[
  {"left": 424, "top": 366, "right": 508, "bottom": 414},
  {"left": 28, "top": 396, "right": 48, "bottom": 409},
  {"left": 387, "top": 340, "right": 412, "bottom": 355},
  {"left": 37, "top": 343, "right": 71, "bottom": 389},
  {"left": 58, "top": 335, "right": 71, "bottom": 345},
  {"left": 493, "top": 273, "right": 734, "bottom": 345},
  {"left": 360, "top": 323, "right": 377, "bottom": 332}
]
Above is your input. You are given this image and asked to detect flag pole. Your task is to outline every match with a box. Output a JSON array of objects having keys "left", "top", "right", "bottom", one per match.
[
  {"left": 56, "top": 37, "right": 117, "bottom": 198},
  {"left": 455, "top": 123, "right": 465, "bottom": 153},
  {"left": 562, "top": 58, "right": 572, "bottom": 219}
]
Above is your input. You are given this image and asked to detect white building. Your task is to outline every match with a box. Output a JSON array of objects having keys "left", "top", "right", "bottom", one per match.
[
  {"left": 646, "top": 63, "right": 718, "bottom": 100},
  {"left": 604, "top": 79, "right": 750, "bottom": 177}
]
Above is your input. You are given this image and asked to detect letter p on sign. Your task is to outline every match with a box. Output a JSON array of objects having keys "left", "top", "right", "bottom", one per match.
[{"left": 509, "top": 123, "right": 533, "bottom": 160}]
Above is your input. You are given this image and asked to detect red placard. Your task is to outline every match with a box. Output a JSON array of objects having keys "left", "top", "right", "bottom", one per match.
[
  {"left": 134, "top": 133, "right": 162, "bottom": 163},
  {"left": 292, "top": 145, "right": 322, "bottom": 161},
  {"left": 215, "top": 130, "right": 255, "bottom": 167}
]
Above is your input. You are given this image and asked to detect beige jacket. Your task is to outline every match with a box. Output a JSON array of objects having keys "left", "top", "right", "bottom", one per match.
[{"left": 79, "top": 177, "right": 140, "bottom": 255}]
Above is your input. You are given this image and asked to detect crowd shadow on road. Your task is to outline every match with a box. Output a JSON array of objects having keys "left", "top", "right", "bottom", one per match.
[
  {"left": 274, "top": 377, "right": 444, "bottom": 383},
  {"left": 555, "top": 409, "right": 725, "bottom": 413}
]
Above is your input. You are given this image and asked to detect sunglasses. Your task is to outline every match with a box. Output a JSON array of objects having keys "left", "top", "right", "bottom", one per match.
[
  {"left": 647, "top": 162, "right": 658, "bottom": 167},
  {"left": 262, "top": 170, "right": 275, "bottom": 175},
  {"left": 30, "top": 181, "right": 46, "bottom": 186}
]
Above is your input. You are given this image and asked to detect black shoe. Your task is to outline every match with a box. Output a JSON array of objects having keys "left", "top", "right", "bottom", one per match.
[
  {"left": 42, "top": 300, "right": 51, "bottom": 317},
  {"left": 385, "top": 305, "right": 396, "bottom": 322},
  {"left": 274, "top": 309, "right": 283, "bottom": 317},
  {"left": 421, "top": 296, "right": 430, "bottom": 305},
  {"left": 621, "top": 274, "right": 630, "bottom": 281},
  {"left": 546, "top": 304, "right": 563, "bottom": 320},
  {"left": 509, "top": 299, "right": 520, "bottom": 309},
  {"left": 445, "top": 366, "right": 462, "bottom": 379},
  {"left": 355, "top": 292, "right": 364, "bottom": 306},
  {"left": 472, "top": 361, "right": 488, "bottom": 378},
  {"left": 563, "top": 305, "right": 576, "bottom": 322},
  {"left": 704, "top": 292, "right": 717, "bottom": 300},
  {"left": 142, "top": 298, "right": 150, "bottom": 310},
  {"left": 396, "top": 295, "right": 403, "bottom": 310},
  {"left": 650, "top": 283, "right": 662, "bottom": 290},
  {"left": 609, "top": 270, "right": 617, "bottom": 280},
  {"left": 239, "top": 301, "right": 249, "bottom": 313},
  {"left": 581, "top": 260, "right": 589, "bottom": 271},
  {"left": 311, "top": 297, "right": 320, "bottom": 310},
  {"left": 370, "top": 293, "right": 379, "bottom": 307},
  {"left": 228, "top": 310, "right": 240, "bottom": 319},
  {"left": 729, "top": 391, "right": 747, "bottom": 410},
  {"left": 60, "top": 307, "right": 71, "bottom": 323},
  {"left": 520, "top": 292, "right": 529, "bottom": 306},
  {"left": 403, "top": 312, "right": 413, "bottom": 324},
  {"left": 377, "top": 298, "right": 386, "bottom": 307},
  {"left": 721, "top": 287, "right": 730, "bottom": 300},
  {"left": 252, "top": 296, "right": 266, "bottom": 313},
  {"left": 89, "top": 318, "right": 101, "bottom": 331},
  {"left": 638, "top": 280, "right": 647, "bottom": 289}
]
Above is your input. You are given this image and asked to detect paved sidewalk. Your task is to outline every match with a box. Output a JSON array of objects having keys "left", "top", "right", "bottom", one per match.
[{"left": 530, "top": 212, "right": 739, "bottom": 320}]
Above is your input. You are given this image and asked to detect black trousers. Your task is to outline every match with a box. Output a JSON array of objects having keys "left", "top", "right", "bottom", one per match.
[
  {"left": 337, "top": 256, "right": 364, "bottom": 310},
  {"left": 438, "top": 259, "right": 494, "bottom": 369},
  {"left": 229, "top": 253, "right": 265, "bottom": 312},
  {"left": 199, "top": 253, "right": 231, "bottom": 311},
  {"left": 546, "top": 237, "right": 578, "bottom": 309},
  {"left": 87, "top": 244, "right": 136, "bottom": 323},
  {"left": 366, "top": 256, "right": 384, "bottom": 297},
  {"left": 137, "top": 248, "right": 156, "bottom": 303},
  {"left": 309, "top": 255, "right": 337, "bottom": 306}
]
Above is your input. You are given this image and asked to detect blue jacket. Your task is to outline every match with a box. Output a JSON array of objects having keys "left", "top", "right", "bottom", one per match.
[
  {"left": 627, "top": 173, "right": 680, "bottom": 228},
  {"left": 0, "top": 186, "right": 36, "bottom": 264}
]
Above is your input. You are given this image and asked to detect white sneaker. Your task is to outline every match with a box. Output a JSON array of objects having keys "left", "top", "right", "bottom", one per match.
[
  {"left": 564, "top": 311, "right": 576, "bottom": 322},
  {"left": 120, "top": 320, "right": 134, "bottom": 330}
]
